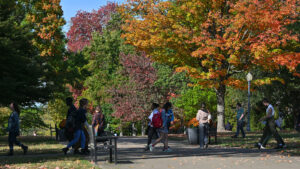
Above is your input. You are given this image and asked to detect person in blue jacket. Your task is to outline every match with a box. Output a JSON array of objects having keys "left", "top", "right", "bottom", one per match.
[
  {"left": 165, "top": 102, "right": 174, "bottom": 131},
  {"left": 7, "top": 102, "right": 28, "bottom": 156}
]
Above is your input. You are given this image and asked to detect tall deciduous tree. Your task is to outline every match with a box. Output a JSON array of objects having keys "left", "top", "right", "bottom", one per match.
[
  {"left": 26, "top": 0, "right": 66, "bottom": 57},
  {"left": 67, "top": 3, "right": 117, "bottom": 52},
  {"left": 111, "top": 52, "right": 157, "bottom": 122},
  {"left": 121, "top": 0, "right": 299, "bottom": 130}
]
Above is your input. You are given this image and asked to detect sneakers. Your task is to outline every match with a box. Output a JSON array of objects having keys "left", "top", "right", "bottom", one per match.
[
  {"left": 144, "top": 145, "right": 150, "bottom": 151},
  {"left": 204, "top": 144, "right": 208, "bottom": 149},
  {"left": 80, "top": 148, "right": 90, "bottom": 155},
  {"left": 73, "top": 149, "right": 80, "bottom": 154},
  {"left": 62, "top": 147, "right": 69, "bottom": 155},
  {"left": 260, "top": 145, "right": 266, "bottom": 149},
  {"left": 275, "top": 144, "right": 287, "bottom": 149},
  {"left": 149, "top": 144, "right": 154, "bottom": 152},
  {"left": 163, "top": 148, "right": 172, "bottom": 152},
  {"left": 255, "top": 143, "right": 265, "bottom": 149},
  {"left": 22, "top": 145, "right": 28, "bottom": 155}
]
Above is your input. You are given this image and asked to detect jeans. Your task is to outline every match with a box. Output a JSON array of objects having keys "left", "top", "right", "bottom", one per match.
[
  {"left": 67, "top": 129, "right": 86, "bottom": 149},
  {"left": 8, "top": 132, "right": 23, "bottom": 150},
  {"left": 147, "top": 126, "right": 158, "bottom": 146},
  {"left": 260, "top": 118, "right": 285, "bottom": 146},
  {"left": 199, "top": 123, "right": 209, "bottom": 148},
  {"left": 235, "top": 121, "right": 245, "bottom": 137}
]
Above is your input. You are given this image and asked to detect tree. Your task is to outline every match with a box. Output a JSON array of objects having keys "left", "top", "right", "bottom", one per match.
[
  {"left": 67, "top": 3, "right": 117, "bottom": 52},
  {"left": 26, "top": 0, "right": 66, "bottom": 57},
  {"left": 111, "top": 52, "right": 157, "bottom": 122},
  {"left": 173, "top": 86, "right": 216, "bottom": 123},
  {"left": 0, "top": 0, "right": 53, "bottom": 105},
  {"left": 121, "top": 0, "right": 299, "bottom": 130}
]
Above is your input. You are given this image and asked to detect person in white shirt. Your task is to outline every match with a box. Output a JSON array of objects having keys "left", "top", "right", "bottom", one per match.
[
  {"left": 196, "top": 103, "right": 211, "bottom": 149},
  {"left": 145, "top": 103, "right": 160, "bottom": 151},
  {"left": 256, "top": 98, "right": 286, "bottom": 149}
]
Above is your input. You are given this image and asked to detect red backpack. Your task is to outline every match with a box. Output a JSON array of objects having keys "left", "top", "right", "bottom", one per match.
[{"left": 152, "top": 111, "right": 163, "bottom": 128}]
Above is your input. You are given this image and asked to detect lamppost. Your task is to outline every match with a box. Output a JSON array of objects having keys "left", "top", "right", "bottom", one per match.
[{"left": 246, "top": 72, "right": 253, "bottom": 131}]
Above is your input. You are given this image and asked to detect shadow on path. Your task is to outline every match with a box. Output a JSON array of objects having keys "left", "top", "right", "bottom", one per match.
[{"left": 95, "top": 136, "right": 281, "bottom": 164}]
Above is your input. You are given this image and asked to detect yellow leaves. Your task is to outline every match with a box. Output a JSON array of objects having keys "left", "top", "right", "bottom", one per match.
[
  {"left": 253, "top": 77, "right": 285, "bottom": 86},
  {"left": 26, "top": 0, "right": 65, "bottom": 57}
]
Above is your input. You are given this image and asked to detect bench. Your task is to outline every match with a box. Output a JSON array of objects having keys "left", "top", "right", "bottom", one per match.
[
  {"left": 91, "top": 129, "right": 118, "bottom": 164},
  {"left": 208, "top": 126, "right": 217, "bottom": 144}
]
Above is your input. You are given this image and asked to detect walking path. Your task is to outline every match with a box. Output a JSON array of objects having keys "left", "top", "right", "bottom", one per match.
[{"left": 95, "top": 137, "right": 300, "bottom": 169}]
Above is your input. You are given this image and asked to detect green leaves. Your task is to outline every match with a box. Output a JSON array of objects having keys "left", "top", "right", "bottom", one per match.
[{"left": 173, "top": 85, "right": 216, "bottom": 122}]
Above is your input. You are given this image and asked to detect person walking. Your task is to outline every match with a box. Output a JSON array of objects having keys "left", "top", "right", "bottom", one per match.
[
  {"left": 149, "top": 103, "right": 172, "bottom": 152},
  {"left": 6, "top": 102, "right": 28, "bottom": 156},
  {"left": 196, "top": 103, "right": 210, "bottom": 149},
  {"left": 62, "top": 98, "right": 89, "bottom": 155},
  {"left": 232, "top": 103, "right": 246, "bottom": 138},
  {"left": 64, "top": 97, "right": 78, "bottom": 153},
  {"left": 165, "top": 102, "right": 174, "bottom": 131},
  {"left": 256, "top": 98, "right": 286, "bottom": 149},
  {"left": 66, "top": 97, "right": 77, "bottom": 119},
  {"left": 92, "top": 106, "right": 106, "bottom": 137},
  {"left": 145, "top": 103, "right": 160, "bottom": 151}
]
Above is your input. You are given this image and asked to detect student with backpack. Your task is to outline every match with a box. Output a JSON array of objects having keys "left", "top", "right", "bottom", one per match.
[
  {"left": 6, "top": 102, "right": 28, "bottom": 156},
  {"left": 65, "top": 98, "right": 77, "bottom": 138},
  {"left": 62, "top": 98, "right": 89, "bottom": 155},
  {"left": 256, "top": 98, "right": 286, "bottom": 149},
  {"left": 149, "top": 103, "right": 172, "bottom": 152},
  {"left": 145, "top": 103, "right": 160, "bottom": 151}
]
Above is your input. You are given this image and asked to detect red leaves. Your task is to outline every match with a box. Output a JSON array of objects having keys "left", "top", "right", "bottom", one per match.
[
  {"left": 110, "top": 52, "right": 157, "bottom": 122},
  {"left": 67, "top": 3, "right": 117, "bottom": 52},
  {"left": 120, "top": 52, "right": 157, "bottom": 87}
]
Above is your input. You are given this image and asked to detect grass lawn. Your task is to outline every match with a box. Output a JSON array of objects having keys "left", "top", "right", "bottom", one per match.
[{"left": 0, "top": 136, "right": 99, "bottom": 169}]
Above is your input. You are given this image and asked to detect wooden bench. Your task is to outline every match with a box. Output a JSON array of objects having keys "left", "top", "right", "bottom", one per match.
[{"left": 91, "top": 129, "right": 118, "bottom": 164}]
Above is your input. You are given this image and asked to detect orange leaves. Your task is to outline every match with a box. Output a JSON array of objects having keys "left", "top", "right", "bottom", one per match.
[
  {"left": 187, "top": 117, "right": 199, "bottom": 128},
  {"left": 27, "top": 0, "right": 65, "bottom": 57},
  {"left": 122, "top": 0, "right": 299, "bottom": 90},
  {"left": 273, "top": 53, "right": 300, "bottom": 72}
]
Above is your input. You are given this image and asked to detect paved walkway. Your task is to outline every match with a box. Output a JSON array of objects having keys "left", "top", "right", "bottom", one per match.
[{"left": 94, "top": 137, "right": 300, "bottom": 169}]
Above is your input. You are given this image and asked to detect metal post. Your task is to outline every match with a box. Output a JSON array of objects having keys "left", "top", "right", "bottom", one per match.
[{"left": 247, "top": 80, "right": 251, "bottom": 131}]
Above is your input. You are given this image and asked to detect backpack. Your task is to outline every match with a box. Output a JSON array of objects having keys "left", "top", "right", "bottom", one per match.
[
  {"left": 66, "top": 110, "right": 77, "bottom": 131},
  {"left": 152, "top": 111, "right": 163, "bottom": 128}
]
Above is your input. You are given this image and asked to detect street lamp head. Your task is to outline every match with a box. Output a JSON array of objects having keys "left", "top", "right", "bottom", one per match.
[{"left": 246, "top": 72, "right": 253, "bottom": 81}]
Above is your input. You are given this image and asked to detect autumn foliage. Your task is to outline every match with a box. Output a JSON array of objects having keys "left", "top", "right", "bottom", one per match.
[
  {"left": 26, "top": 0, "right": 66, "bottom": 57},
  {"left": 67, "top": 3, "right": 117, "bottom": 52},
  {"left": 121, "top": 0, "right": 299, "bottom": 130},
  {"left": 110, "top": 52, "right": 157, "bottom": 122}
]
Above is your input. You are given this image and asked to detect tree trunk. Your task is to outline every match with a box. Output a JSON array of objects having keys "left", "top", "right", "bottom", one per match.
[
  {"left": 216, "top": 84, "right": 226, "bottom": 131},
  {"left": 120, "top": 124, "right": 123, "bottom": 136},
  {"left": 141, "top": 120, "right": 145, "bottom": 136},
  {"left": 132, "top": 123, "right": 137, "bottom": 136}
]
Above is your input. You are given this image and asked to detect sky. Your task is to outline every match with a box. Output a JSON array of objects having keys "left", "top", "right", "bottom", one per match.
[{"left": 61, "top": 0, "right": 125, "bottom": 32}]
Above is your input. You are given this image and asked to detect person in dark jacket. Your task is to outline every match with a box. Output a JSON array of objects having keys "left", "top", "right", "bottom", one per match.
[
  {"left": 64, "top": 97, "right": 78, "bottom": 153},
  {"left": 66, "top": 97, "right": 77, "bottom": 120},
  {"left": 92, "top": 106, "right": 106, "bottom": 137},
  {"left": 7, "top": 102, "right": 28, "bottom": 156},
  {"left": 62, "top": 98, "right": 89, "bottom": 155}
]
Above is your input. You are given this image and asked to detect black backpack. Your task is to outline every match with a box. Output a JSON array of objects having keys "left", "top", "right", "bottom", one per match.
[{"left": 66, "top": 110, "right": 77, "bottom": 131}]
